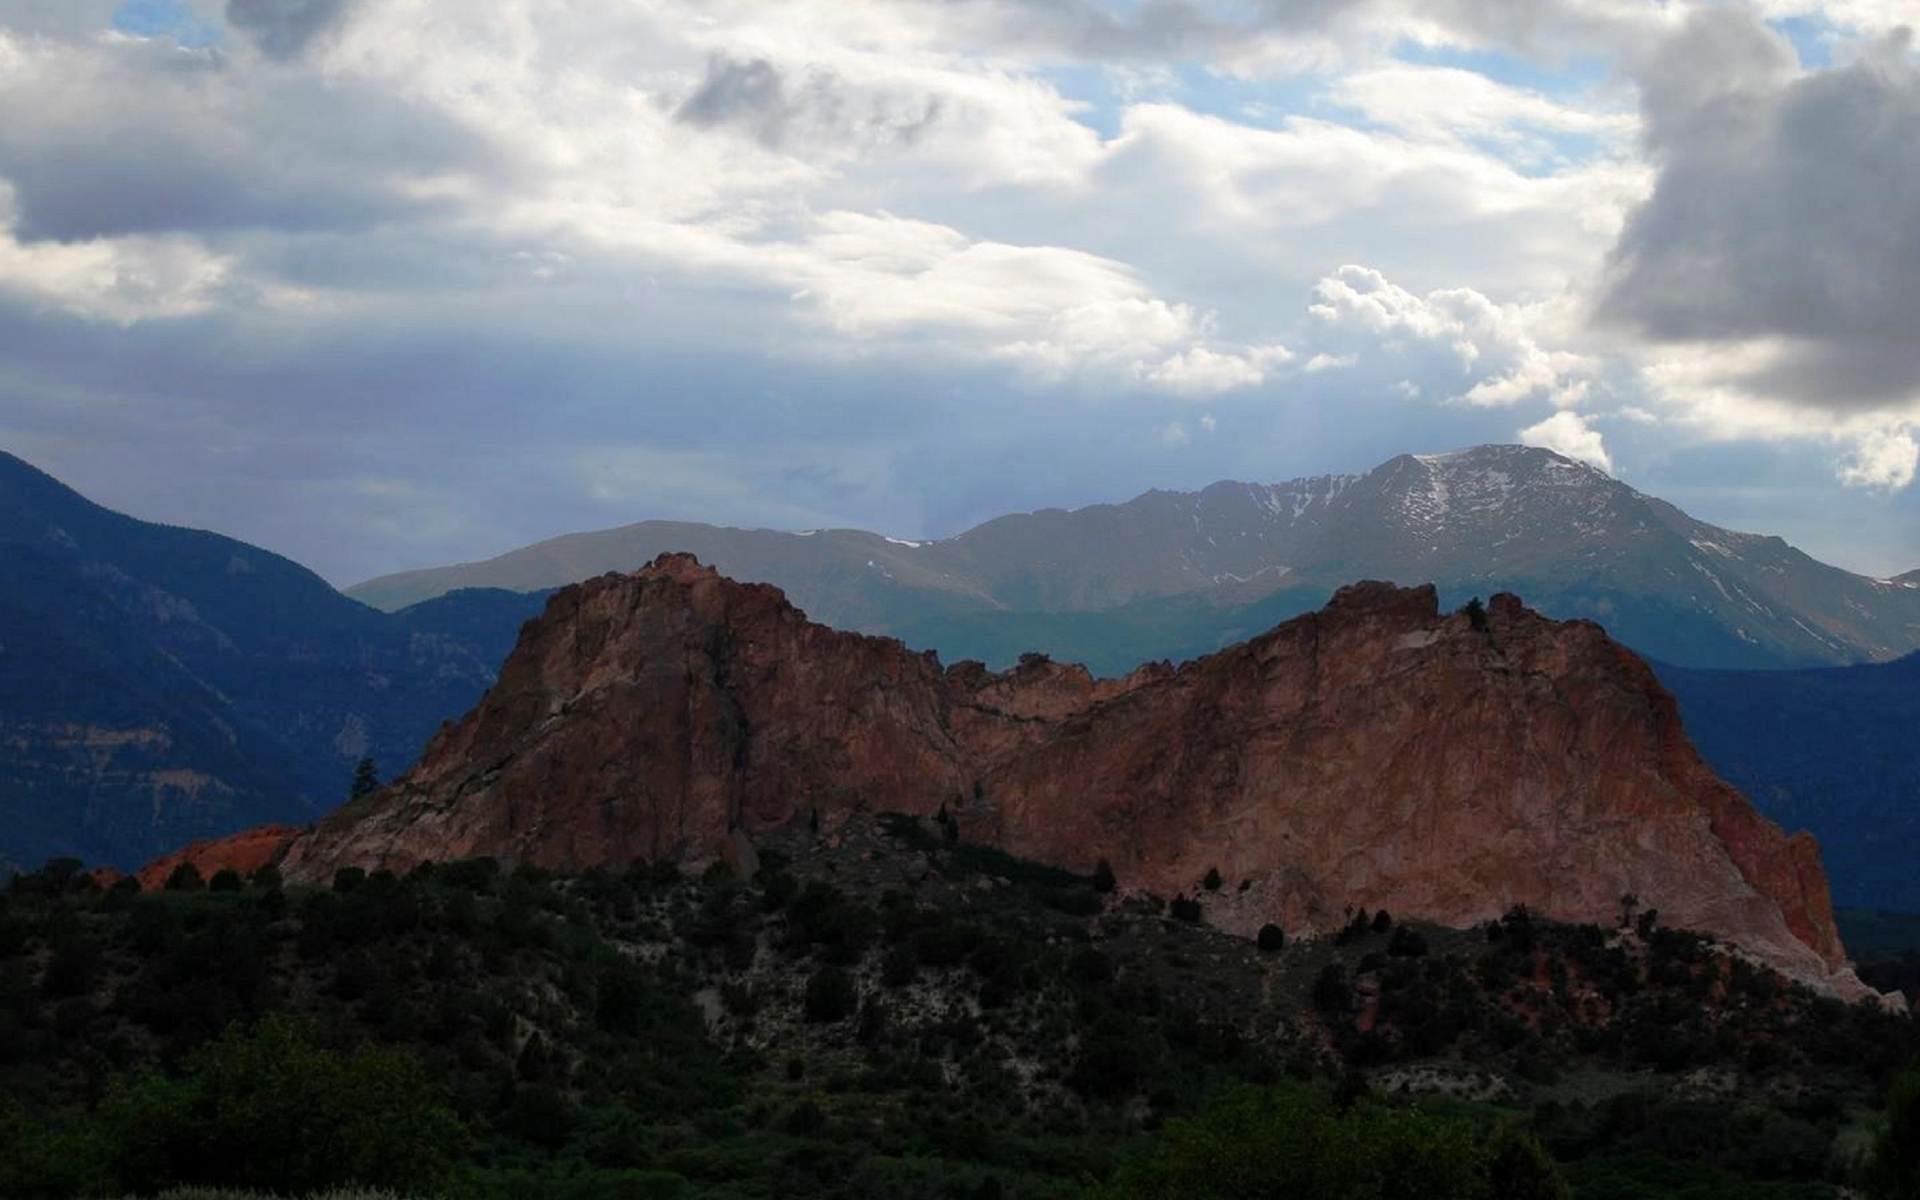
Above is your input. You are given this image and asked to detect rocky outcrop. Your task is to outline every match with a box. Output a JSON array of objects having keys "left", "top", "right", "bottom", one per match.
[
  {"left": 279, "top": 554, "right": 1865, "bottom": 995},
  {"left": 137, "top": 824, "right": 303, "bottom": 891}
]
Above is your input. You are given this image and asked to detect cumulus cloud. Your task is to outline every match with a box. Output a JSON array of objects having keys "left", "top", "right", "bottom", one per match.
[
  {"left": 1520, "top": 409, "right": 1613, "bottom": 472},
  {"left": 1600, "top": 9, "right": 1920, "bottom": 414},
  {"left": 1838, "top": 425, "right": 1919, "bottom": 490},
  {"left": 1308, "top": 264, "right": 1597, "bottom": 407},
  {"left": 1139, "top": 344, "right": 1293, "bottom": 395}
]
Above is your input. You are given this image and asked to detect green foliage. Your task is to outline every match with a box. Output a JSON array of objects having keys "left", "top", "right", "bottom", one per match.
[
  {"left": 349, "top": 756, "right": 381, "bottom": 801},
  {"left": 0, "top": 821, "right": 1907, "bottom": 1200},
  {"left": 1868, "top": 1067, "right": 1920, "bottom": 1200},
  {"left": 1087, "top": 1081, "right": 1566, "bottom": 1200},
  {"left": 804, "top": 964, "right": 859, "bottom": 1023},
  {"left": 99, "top": 1013, "right": 467, "bottom": 1195},
  {"left": 1464, "top": 596, "right": 1489, "bottom": 632},
  {"left": 1092, "top": 859, "right": 1116, "bottom": 894}
]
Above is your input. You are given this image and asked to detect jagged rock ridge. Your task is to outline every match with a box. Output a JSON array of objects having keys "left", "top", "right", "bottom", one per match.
[{"left": 279, "top": 554, "right": 1865, "bottom": 995}]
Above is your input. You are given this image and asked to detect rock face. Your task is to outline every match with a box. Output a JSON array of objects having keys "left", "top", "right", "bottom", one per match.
[
  {"left": 137, "top": 824, "right": 305, "bottom": 891},
  {"left": 281, "top": 554, "right": 1860, "bottom": 994}
]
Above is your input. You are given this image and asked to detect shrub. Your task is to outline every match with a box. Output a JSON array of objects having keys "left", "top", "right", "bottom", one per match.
[
  {"left": 164, "top": 863, "right": 203, "bottom": 893},
  {"left": 1257, "top": 924, "right": 1286, "bottom": 953},
  {"left": 1388, "top": 927, "right": 1428, "bottom": 958},
  {"left": 1087, "top": 1081, "right": 1567, "bottom": 1199},
  {"left": 98, "top": 1014, "right": 467, "bottom": 1195},
  {"left": 1093, "top": 859, "right": 1117, "bottom": 894},
  {"left": 1866, "top": 1067, "right": 1920, "bottom": 1200},
  {"left": 1203, "top": 867, "right": 1223, "bottom": 892},
  {"left": 804, "top": 965, "right": 859, "bottom": 1023}
]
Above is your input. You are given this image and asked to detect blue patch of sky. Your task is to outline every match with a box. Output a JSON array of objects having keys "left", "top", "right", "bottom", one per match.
[
  {"left": 1043, "top": 61, "right": 1339, "bottom": 141},
  {"left": 1393, "top": 42, "right": 1614, "bottom": 100},
  {"left": 1770, "top": 15, "right": 1834, "bottom": 67},
  {"left": 110, "top": 0, "right": 222, "bottom": 48}
]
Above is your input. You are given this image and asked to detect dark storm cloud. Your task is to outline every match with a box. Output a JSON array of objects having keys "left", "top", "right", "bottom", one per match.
[
  {"left": 1599, "top": 13, "right": 1920, "bottom": 410},
  {"left": 674, "top": 54, "right": 943, "bottom": 151},
  {"left": 677, "top": 56, "right": 793, "bottom": 148},
  {"left": 225, "top": 0, "right": 358, "bottom": 60},
  {"left": 0, "top": 35, "right": 500, "bottom": 243}
]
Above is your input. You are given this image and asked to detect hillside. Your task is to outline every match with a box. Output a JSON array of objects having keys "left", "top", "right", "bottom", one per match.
[
  {"left": 1659, "top": 653, "right": 1920, "bottom": 911},
  {"left": 0, "top": 450, "right": 547, "bottom": 873},
  {"left": 2, "top": 817, "right": 1914, "bottom": 1198}
]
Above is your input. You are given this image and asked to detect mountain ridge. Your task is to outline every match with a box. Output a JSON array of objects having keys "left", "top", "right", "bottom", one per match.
[{"left": 345, "top": 444, "right": 1920, "bottom": 670}]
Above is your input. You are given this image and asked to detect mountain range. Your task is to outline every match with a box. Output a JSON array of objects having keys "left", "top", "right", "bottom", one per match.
[
  {"left": 351, "top": 444, "right": 1920, "bottom": 672},
  {"left": 5, "top": 443, "right": 1920, "bottom": 918}
]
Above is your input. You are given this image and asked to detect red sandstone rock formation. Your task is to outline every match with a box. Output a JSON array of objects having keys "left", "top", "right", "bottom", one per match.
[
  {"left": 137, "top": 824, "right": 303, "bottom": 891},
  {"left": 274, "top": 554, "right": 1864, "bottom": 994}
]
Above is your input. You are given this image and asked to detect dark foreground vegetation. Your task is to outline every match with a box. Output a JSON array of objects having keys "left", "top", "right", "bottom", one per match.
[{"left": 1, "top": 816, "right": 1916, "bottom": 1199}]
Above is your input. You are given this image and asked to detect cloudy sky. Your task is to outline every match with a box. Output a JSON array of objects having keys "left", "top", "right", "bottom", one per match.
[{"left": 3, "top": 0, "right": 1920, "bottom": 584}]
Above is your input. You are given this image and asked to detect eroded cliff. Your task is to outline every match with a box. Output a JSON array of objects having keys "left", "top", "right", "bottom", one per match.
[{"left": 266, "top": 554, "right": 1859, "bottom": 993}]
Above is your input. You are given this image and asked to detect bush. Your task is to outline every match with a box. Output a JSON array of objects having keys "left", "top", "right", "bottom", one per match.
[
  {"left": 1867, "top": 1067, "right": 1920, "bottom": 1200},
  {"left": 97, "top": 1014, "right": 467, "bottom": 1195},
  {"left": 1169, "top": 896, "right": 1203, "bottom": 924},
  {"left": 1093, "top": 859, "right": 1117, "bottom": 894},
  {"left": 1257, "top": 924, "right": 1286, "bottom": 953},
  {"left": 1203, "top": 868, "right": 1223, "bottom": 892},
  {"left": 804, "top": 965, "right": 859, "bottom": 1024},
  {"left": 1388, "top": 927, "right": 1429, "bottom": 958},
  {"left": 1087, "top": 1081, "right": 1567, "bottom": 1199}
]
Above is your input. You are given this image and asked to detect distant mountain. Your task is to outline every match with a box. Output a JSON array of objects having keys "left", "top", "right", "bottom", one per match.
[
  {"left": 1659, "top": 652, "right": 1920, "bottom": 911},
  {"left": 350, "top": 445, "right": 1920, "bottom": 670},
  {"left": 0, "top": 450, "right": 547, "bottom": 872}
]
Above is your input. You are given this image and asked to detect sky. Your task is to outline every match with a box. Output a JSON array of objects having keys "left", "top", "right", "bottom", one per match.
[{"left": 2, "top": 0, "right": 1920, "bottom": 585}]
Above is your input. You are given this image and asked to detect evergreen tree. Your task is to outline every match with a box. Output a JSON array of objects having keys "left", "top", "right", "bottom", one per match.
[{"left": 349, "top": 756, "right": 380, "bottom": 800}]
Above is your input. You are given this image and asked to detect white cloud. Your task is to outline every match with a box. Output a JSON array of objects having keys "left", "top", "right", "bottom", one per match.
[
  {"left": 1520, "top": 410, "right": 1614, "bottom": 472},
  {"left": 1307, "top": 264, "right": 1598, "bottom": 407},
  {"left": 0, "top": 182, "right": 230, "bottom": 323},
  {"left": 1158, "top": 420, "right": 1191, "bottom": 448},
  {"left": 1139, "top": 344, "right": 1294, "bottom": 396},
  {"left": 1303, "top": 352, "right": 1358, "bottom": 373},
  {"left": 1838, "top": 425, "right": 1919, "bottom": 490},
  {"left": 1329, "top": 64, "right": 1637, "bottom": 154}
]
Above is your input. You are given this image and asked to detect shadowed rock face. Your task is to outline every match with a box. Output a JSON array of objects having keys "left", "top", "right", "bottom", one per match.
[
  {"left": 274, "top": 553, "right": 1861, "bottom": 994},
  {"left": 137, "top": 824, "right": 305, "bottom": 891}
]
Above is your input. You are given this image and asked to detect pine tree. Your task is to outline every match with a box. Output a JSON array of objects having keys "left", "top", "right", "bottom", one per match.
[{"left": 349, "top": 756, "right": 380, "bottom": 800}]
